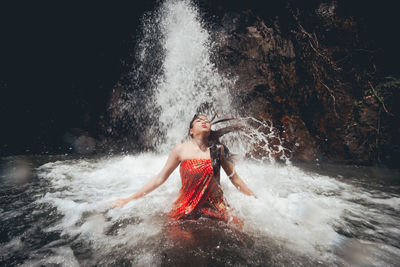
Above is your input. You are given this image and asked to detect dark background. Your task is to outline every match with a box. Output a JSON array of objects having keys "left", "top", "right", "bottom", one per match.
[
  {"left": 1, "top": 1, "right": 399, "bottom": 156},
  {"left": 1, "top": 2, "right": 156, "bottom": 155}
]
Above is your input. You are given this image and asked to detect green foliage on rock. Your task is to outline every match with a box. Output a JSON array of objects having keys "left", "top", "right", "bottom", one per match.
[{"left": 375, "top": 76, "right": 400, "bottom": 100}]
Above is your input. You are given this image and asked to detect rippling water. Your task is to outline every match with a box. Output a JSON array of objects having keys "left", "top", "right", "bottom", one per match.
[{"left": 1, "top": 154, "right": 399, "bottom": 266}]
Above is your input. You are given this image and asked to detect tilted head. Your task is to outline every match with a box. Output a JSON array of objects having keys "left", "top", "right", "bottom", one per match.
[{"left": 188, "top": 114, "right": 211, "bottom": 138}]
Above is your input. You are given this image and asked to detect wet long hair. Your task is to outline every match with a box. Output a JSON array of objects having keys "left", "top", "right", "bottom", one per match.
[{"left": 188, "top": 114, "right": 244, "bottom": 176}]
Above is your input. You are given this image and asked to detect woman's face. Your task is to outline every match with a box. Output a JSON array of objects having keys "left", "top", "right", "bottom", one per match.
[{"left": 190, "top": 115, "right": 211, "bottom": 137}]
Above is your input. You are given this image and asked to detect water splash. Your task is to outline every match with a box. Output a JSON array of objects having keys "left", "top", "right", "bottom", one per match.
[
  {"left": 218, "top": 117, "right": 292, "bottom": 163},
  {"left": 108, "top": 0, "right": 289, "bottom": 162},
  {"left": 25, "top": 154, "right": 400, "bottom": 266}
]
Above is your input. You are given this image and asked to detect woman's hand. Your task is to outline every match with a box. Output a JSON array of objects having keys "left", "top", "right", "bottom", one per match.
[
  {"left": 110, "top": 198, "right": 131, "bottom": 208},
  {"left": 110, "top": 144, "right": 181, "bottom": 210}
]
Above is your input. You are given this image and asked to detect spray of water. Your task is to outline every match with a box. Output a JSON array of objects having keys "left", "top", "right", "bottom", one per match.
[
  {"left": 152, "top": 0, "right": 236, "bottom": 151},
  {"left": 109, "top": 0, "right": 289, "bottom": 162},
  {"left": 30, "top": 155, "right": 400, "bottom": 266}
]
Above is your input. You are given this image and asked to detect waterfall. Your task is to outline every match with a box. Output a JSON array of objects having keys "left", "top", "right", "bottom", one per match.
[
  {"left": 152, "top": 0, "right": 234, "bottom": 152},
  {"left": 110, "top": 0, "right": 290, "bottom": 161},
  {"left": 110, "top": 0, "right": 233, "bottom": 151}
]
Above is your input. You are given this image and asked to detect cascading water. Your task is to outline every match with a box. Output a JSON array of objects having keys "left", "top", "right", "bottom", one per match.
[
  {"left": 109, "top": 0, "right": 289, "bottom": 161},
  {"left": 152, "top": 0, "right": 235, "bottom": 152},
  {"left": 1, "top": 0, "right": 400, "bottom": 266}
]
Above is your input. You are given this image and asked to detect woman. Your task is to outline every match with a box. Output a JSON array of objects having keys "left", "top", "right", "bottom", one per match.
[{"left": 112, "top": 114, "right": 256, "bottom": 225}]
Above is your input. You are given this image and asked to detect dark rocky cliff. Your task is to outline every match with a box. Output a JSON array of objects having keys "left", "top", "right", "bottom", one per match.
[{"left": 211, "top": 1, "right": 400, "bottom": 166}]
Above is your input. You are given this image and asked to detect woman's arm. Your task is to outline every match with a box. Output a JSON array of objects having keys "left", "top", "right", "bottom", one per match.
[
  {"left": 220, "top": 146, "right": 256, "bottom": 198},
  {"left": 111, "top": 145, "right": 182, "bottom": 208}
]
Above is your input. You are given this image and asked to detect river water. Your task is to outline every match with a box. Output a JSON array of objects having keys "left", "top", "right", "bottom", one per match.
[
  {"left": 1, "top": 0, "right": 399, "bottom": 266},
  {"left": 1, "top": 155, "right": 399, "bottom": 266}
]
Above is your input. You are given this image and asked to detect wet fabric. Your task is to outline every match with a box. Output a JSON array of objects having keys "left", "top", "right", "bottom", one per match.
[{"left": 169, "top": 158, "right": 241, "bottom": 226}]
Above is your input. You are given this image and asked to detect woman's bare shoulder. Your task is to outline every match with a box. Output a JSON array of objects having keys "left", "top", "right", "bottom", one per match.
[
  {"left": 172, "top": 142, "right": 191, "bottom": 153},
  {"left": 179, "top": 141, "right": 193, "bottom": 147},
  {"left": 169, "top": 142, "right": 191, "bottom": 162}
]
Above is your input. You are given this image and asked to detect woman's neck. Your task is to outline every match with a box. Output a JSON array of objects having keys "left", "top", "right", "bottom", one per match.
[{"left": 191, "top": 136, "right": 209, "bottom": 151}]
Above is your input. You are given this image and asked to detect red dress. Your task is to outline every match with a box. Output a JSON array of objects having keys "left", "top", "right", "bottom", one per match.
[{"left": 169, "top": 158, "right": 242, "bottom": 226}]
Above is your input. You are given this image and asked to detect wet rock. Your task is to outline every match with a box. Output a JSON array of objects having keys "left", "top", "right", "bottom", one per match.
[
  {"left": 215, "top": 5, "right": 398, "bottom": 166},
  {"left": 280, "top": 115, "right": 318, "bottom": 162}
]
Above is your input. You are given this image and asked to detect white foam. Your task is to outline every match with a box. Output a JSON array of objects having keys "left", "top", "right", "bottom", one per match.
[
  {"left": 34, "top": 153, "right": 367, "bottom": 261},
  {"left": 21, "top": 246, "right": 80, "bottom": 267},
  {"left": 222, "top": 161, "right": 350, "bottom": 255}
]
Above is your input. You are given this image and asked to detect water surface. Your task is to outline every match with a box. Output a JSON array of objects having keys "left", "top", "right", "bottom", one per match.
[{"left": 1, "top": 154, "right": 399, "bottom": 266}]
